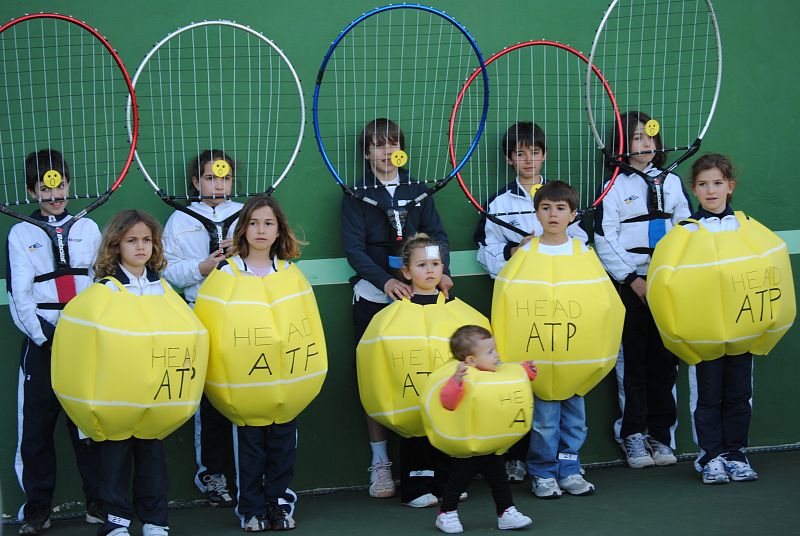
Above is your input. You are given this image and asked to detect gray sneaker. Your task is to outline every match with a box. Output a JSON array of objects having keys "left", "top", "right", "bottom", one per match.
[
  {"left": 532, "top": 476, "right": 562, "bottom": 499},
  {"left": 702, "top": 456, "right": 730, "bottom": 485},
  {"left": 557, "top": 473, "right": 595, "bottom": 496},
  {"left": 623, "top": 433, "right": 655, "bottom": 469},
  {"left": 504, "top": 459, "right": 526, "bottom": 483},
  {"left": 647, "top": 436, "right": 677, "bottom": 466}
]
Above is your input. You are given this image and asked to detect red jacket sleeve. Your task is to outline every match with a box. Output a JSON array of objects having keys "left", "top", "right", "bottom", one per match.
[{"left": 439, "top": 375, "right": 465, "bottom": 411}]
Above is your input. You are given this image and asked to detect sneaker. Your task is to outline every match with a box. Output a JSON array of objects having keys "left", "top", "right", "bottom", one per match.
[
  {"left": 505, "top": 459, "right": 526, "bottom": 483},
  {"left": 701, "top": 456, "right": 730, "bottom": 485},
  {"left": 459, "top": 491, "right": 468, "bottom": 501},
  {"left": 368, "top": 461, "right": 396, "bottom": 498},
  {"left": 142, "top": 524, "right": 169, "bottom": 536},
  {"left": 435, "top": 511, "right": 463, "bottom": 534},
  {"left": 557, "top": 473, "right": 595, "bottom": 496},
  {"left": 85, "top": 500, "right": 104, "bottom": 524},
  {"left": 532, "top": 477, "right": 562, "bottom": 499},
  {"left": 722, "top": 458, "right": 758, "bottom": 482},
  {"left": 243, "top": 515, "right": 268, "bottom": 532},
  {"left": 404, "top": 493, "right": 439, "bottom": 508},
  {"left": 267, "top": 502, "right": 296, "bottom": 530},
  {"left": 647, "top": 436, "right": 677, "bottom": 466},
  {"left": 18, "top": 510, "right": 51, "bottom": 536},
  {"left": 203, "top": 473, "right": 236, "bottom": 507},
  {"left": 106, "top": 529, "right": 130, "bottom": 536},
  {"left": 623, "top": 433, "right": 655, "bottom": 469},
  {"left": 497, "top": 506, "right": 533, "bottom": 530}
]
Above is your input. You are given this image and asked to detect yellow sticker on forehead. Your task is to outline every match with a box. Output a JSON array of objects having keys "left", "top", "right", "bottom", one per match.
[
  {"left": 42, "top": 170, "right": 62, "bottom": 188},
  {"left": 391, "top": 150, "right": 408, "bottom": 167},
  {"left": 212, "top": 159, "right": 231, "bottom": 178},
  {"left": 644, "top": 119, "right": 660, "bottom": 137}
]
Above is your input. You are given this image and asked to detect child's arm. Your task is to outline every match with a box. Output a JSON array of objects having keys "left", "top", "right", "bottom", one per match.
[
  {"left": 475, "top": 213, "right": 528, "bottom": 277},
  {"left": 6, "top": 229, "right": 49, "bottom": 345},
  {"left": 522, "top": 360, "right": 538, "bottom": 381},
  {"left": 593, "top": 192, "right": 640, "bottom": 283},
  {"left": 162, "top": 213, "right": 228, "bottom": 286},
  {"left": 440, "top": 362, "right": 468, "bottom": 411},
  {"left": 340, "top": 194, "right": 396, "bottom": 292}
]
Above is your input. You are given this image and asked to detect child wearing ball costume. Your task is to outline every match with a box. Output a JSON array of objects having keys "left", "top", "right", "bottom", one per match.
[
  {"left": 683, "top": 154, "right": 758, "bottom": 484},
  {"left": 341, "top": 118, "right": 452, "bottom": 498},
  {"left": 214, "top": 195, "right": 301, "bottom": 532},
  {"left": 594, "top": 111, "right": 691, "bottom": 468},
  {"left": 7, "top": 149, "right": 102, "bottom": 536},
  {"left": 163, "top": 149, "right": 241, "bottom": 507},
  {"left": 92, "top": 210, "right": 171, "bottom": 536},
  {"left": 434, "top": 326, "right": 535, "bottom": 534},
  {"left": 475, "top": 121, "right": 588, "bottom": 483}
]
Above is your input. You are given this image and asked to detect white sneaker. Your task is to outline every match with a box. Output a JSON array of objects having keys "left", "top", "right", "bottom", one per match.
[
  {"left": 368, "top": 461, "right": 396, "bottom": 498},
  {"left": 702, "top": 456, "right": 730, "bottom": 485},
  {"left": 722, "top": 458, "right": 758, "bottom": 482},
  {"left": 557, "top": 473, "right": 595, "bottom": 496},
  {"left": 505, "top": 459, "right": 526, "bottom": 482},
  {"left": 142, "top": 524, "right": 169, "bottom": 536},
  {"left": 404, "top": 493, "right": 439, "bottom": 508},
  {"left": 107, "top": 529, "right": 130, "bottom": 536},
  {"left": 623, "top": 433, "right": 655, "bottom": 469},
  {"left": 647, "top": 436, "right": 677, "bottom": 466},
  {"left": 435, "top": 511, "right": 464, "bottom": 534},
  {"left": 532, "top": 477, "right": 562, "bottom": 499},
  {"left": 497, "top": 506, "right": 533, "bottom": 530}
]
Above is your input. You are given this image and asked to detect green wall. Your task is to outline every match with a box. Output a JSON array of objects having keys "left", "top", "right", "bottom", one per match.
[{"left": 0, "top": 0, "right": 798, "bottom": 517}]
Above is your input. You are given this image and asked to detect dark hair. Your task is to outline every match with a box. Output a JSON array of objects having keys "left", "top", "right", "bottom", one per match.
[
  {"left": 401, "top": 233, "right": 440, "bottom": 268},
  {"left": 25, "top": 149, "right": 70, "bottom": 191},
  {"left": 187, "top": 149, "right": 236, "bottom": 199},
  {"left": 358, "top": 118, "right": 405, "bottom": 158},
  {"left": 502, "top": 122, "right": 546, "bottom": 160},
  {"left": 607, "top": 111, "right": 665, "bottom": 169},
  {"left": 231, "top": 195, "right": 301, "bottom": 260},
  {"left": 450, "top": 325, "right": 493, "bottom": 361},
  {"left": 690, "top": 153, "right": 736, "bottom": 203},
  {"left": 533, "top": 180, "right": 578, "bottom": 211},
  {"left": 94, "top": 209, "right": 166, "bottom": 279}
]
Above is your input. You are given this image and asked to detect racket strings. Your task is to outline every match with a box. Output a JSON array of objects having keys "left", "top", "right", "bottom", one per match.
[
  {"left": 1, "top": 16, "right": 131, "bottom": 206},
  {"left": 133, "top": 22, "right": 304, "bottom": 200}
]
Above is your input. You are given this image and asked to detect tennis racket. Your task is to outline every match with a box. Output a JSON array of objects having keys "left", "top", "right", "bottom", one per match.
[
  {"left": 449, "top": 40, "right": 623, "bottom": 238},
  {"left": 0, "top": 13, "right": 137, "bottom": 270},
  {"left": 586, "top": 0, "right": 723, "bottom": 211},
  {"left": 313, "top": 4, "right": 489, "bottom": 242},
  {"left": 127, "top": 20, "right": 305, "bottom": 249}
]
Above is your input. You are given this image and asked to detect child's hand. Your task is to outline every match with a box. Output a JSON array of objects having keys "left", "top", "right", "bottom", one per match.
[
  {"left": 438, "top": 274, "right": 454, "bottom": 299},
  {"left": 510, "top": 234, "right": 534, "bottom": 256},
  {"left": 384, "top": 278, "right": 413, "bottom": 300},
  {"left": 199, "top": 241, "right": 232, "bottom": 276},
  {"left": 526, "top": 360, "right": 538, "bottom": 375},
  {"left": 454, "top": 361, "right": 468, "bottom": 385},
  {"left": 630, "top": 277, "right": 648, "bottom": 306}
]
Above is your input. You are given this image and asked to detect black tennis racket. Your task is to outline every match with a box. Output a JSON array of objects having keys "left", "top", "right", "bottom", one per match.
[{"left": 127, "top": 20, "right": 305, "bottom": 249}]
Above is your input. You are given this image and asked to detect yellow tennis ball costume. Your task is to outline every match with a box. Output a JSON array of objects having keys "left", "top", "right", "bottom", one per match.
[
  {"left": 492, "top": 238, "right": 624, "bottom": 400},
  {"left": 647, "top": 212, "right": 796, "bottom": 364},
  {"left": 356, "top": 294, "right": 491, "bottom": 438},
  {"left": 52, "top": 278, "right": 210, "bottom": 441},
  {"left": 194, "top": 259, "right": 328, "bottom": 426},
  {"left": 420, "top": 360, "right": 534, "bottom": 458}
]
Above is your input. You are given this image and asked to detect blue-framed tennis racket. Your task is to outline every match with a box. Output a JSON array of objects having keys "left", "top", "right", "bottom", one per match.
[{"left": 312, "top": 4, "right": 489, "bottom": 240}]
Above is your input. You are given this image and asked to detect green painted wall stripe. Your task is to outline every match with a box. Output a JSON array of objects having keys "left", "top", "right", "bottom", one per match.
[{"left": 1, "top": 230, "right": 798, "bottom": 305}]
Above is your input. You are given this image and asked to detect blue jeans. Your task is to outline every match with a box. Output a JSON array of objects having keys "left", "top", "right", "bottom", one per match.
[{"left": 527, "top": 395, "right": 587, "bottom": 479}]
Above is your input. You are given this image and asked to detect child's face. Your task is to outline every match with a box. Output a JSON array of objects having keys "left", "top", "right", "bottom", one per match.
[
  {"left": 365, "top": 135, "right": 401, "bottom": 180},
  {"left": 506, "top": 144, "right": 545, "bottom": 182},
  {"left": 119, "top": 221, "right": 153, "bottom": 277},
  {"left": 28, "top": 180, "right": 70, "bottom": 217},
  {"left": 193, "top": 161, "right": 233, "bottom": 207},
  {"left": 245, "top": 205, "right": 279, "bottom": 257},
  {"left": 536, "top": 198, "right": 576, "bottom": 239},
  {"left": 401, "top": 246, "right": 443, "bottom": 294},
  {"left": 629, "top": 122, "right": 657, "bottom": 169},
  {"left": 465, "top": 336, "right": 500, "bottom": 372},
  {"left": 692, "top": 166, "right": 734, "bottom": 214}
]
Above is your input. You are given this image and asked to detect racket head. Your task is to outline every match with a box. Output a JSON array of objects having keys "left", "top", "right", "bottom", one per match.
[
  {"left": 313, "top": 4, "right": 489, "bottom": 196},
  {"left": 586, "top": 0, "right": 722, "bottom": 169},
  {"left": 127, "top": 20, "right": 305, "bottom": 202},
  {"left": 0, "top": 13, "right": 137, "bottom": 212},
  {"left": 449, "top": 40, "right": 622, "bottom": 234}
]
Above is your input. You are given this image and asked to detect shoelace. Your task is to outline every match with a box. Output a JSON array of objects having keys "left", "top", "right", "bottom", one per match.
[
  {"left": 625, "top": 437, "right": 649, "bottom": 458},
  {"left": 204, "top": 474, "right": 229, "bottom": 493},
  {"left": 369, "top": 462, "right": 393, "bottom": 483}
]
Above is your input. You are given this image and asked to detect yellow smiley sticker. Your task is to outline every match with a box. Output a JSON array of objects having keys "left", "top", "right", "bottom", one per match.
[
  {"left": 390, "top": 150, "right": 408, "bottom": 168},
  {"left": 644, "top": 119, "right": 660, "bottom": 137},
  {"left": 42, "top": 170, "right": 62, "bottom": 188},
  {"left": 212, "top": 159, "right": 231, "bottom": 178},
  {"left": 530, "top": 183, "right": 543, "bottom": 197}
]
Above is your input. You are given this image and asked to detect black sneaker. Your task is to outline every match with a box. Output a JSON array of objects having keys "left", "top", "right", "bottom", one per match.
[
  {"left": 85, "top": 499, "right": 105, "bottom": 524},
  {"left": 202, "top": 473, "right": 236, "bottom": 507},
  {"left": 266, "top": 502, "right": 295, "bottom": 531},
  {"left": 19, "top": 509, "right": 52, "bottom": 536}
]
